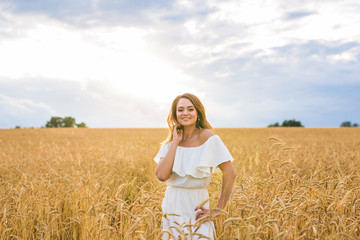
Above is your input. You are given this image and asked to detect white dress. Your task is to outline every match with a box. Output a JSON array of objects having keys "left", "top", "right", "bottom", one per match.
[{"left": 154, "top": 135, "right": 234, "bottom": 240}]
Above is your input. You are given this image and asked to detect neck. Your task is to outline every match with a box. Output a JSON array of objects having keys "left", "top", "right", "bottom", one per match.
[{"left": 183, "top": 125, "right": 198, "bottom": 141}]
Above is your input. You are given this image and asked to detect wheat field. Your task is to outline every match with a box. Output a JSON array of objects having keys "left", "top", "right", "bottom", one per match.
[{"left": 0, "top": 128, "right": 359, "bottom": 239}]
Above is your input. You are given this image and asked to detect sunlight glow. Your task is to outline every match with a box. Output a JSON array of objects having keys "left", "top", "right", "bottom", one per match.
[{"left": 0, "top": 16, "right": 196, "bottom": 102}]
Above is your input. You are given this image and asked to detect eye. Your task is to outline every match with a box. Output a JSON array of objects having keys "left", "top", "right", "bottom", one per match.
[{"left": 177, "top": 109, "right": 183, "bottom": 112}]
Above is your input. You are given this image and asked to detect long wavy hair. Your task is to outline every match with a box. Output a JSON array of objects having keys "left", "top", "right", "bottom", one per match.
[{"left": 163, "top": 93, "right": 212, "bottom": 144}]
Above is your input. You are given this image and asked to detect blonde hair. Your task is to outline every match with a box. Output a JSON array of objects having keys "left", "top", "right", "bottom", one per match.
[{"left": 163, "top": 93, "right": 212, "bottom": 144}]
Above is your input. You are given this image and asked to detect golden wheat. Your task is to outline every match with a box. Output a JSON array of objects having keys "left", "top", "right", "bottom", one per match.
[{"left": 0, "top": 128, "right": 359, "bottom": 239}]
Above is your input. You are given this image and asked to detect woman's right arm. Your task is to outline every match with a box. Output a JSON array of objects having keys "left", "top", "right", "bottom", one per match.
[{"left": 155, "top": 126, "right": 183, "bottom": 181}]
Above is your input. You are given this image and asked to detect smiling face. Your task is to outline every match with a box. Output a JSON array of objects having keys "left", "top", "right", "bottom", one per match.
[{"left": 176, "top": 98, "right": 198, "bottom": 127}]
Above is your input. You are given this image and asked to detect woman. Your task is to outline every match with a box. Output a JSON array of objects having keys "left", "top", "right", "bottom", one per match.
[{"left": 154, "top": 93, "right": 236, "bottom": 239}]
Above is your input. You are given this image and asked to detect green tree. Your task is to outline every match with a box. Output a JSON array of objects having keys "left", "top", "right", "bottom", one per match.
[
  {"left": 63, "top": 116, "right": 76, "bottom": 127},
  {"left": 340, "top": 121, "right": 351, "bottom": 127},
  {"left": 45, "top": 116, "right": 88, "bottom": 128},
  {"left": 282, "top": 119, "right": 303, "bottom": 127},
  {"left": 46, "top": 116, "right": 63, "bottom": 128},
  {"left": 268, "top": 122, "right": 280, "bottom": 127},
  {"left": 76, "top": 122, "right": 88, "bottom": 128},
  {"left": 340, "top": 121, "right": 359, "bottom": 127},
  {"left": 268, "top": 119, "right": 304, "bottom": 127}
]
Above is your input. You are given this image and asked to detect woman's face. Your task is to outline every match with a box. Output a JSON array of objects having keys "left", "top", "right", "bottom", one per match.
[{"left": 176, "top": 98, "right": 198, "bottom": 127}]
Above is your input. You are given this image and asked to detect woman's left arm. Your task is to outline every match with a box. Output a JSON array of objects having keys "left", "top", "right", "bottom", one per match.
[
  {"left": 195, "top": 160, "right": 236, "bottom": 220},
  {"left": 216, "top": 160, "right": 237, "bottom": 209}
]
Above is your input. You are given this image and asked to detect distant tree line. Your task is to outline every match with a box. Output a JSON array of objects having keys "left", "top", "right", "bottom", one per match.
[
  {"left": 340, "top": 121, "right": 358, "bottom": 127},
  {"left": 268, "top": 119, "right": 304, "bottom": 127},
  {"left": 15, "top": 126, "right": 34, "bottom": 129},
  {"left": 45, "top": 116, "right": 87, "bottom": 128},
  {"left": 267, "top": 120, "right": 359, "bottom": 128},
  {"left": 14, "top": 116, "right": 87, "bottom": 129}
]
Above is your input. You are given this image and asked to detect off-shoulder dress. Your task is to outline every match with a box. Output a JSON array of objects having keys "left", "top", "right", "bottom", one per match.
[{"left": 154, "top": 135, "right": 234, "bottom": 239}]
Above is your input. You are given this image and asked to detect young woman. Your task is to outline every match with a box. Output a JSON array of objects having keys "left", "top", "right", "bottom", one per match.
[{"left": 154, "top": 93, "right": 236, "bottom": 239}]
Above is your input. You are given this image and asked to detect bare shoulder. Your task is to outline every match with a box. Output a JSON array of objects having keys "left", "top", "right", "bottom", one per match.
[{"left": 199, "top": 129, "right": 215, "bottom": 143}]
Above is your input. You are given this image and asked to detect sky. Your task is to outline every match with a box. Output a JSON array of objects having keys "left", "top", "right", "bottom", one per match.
[{"left": 0, "top": 0, "right": 359, "bottom": 128}]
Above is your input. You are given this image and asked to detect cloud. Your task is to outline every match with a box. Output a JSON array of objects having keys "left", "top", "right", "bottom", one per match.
[
  {"left": 0, "top": 92, "right": 58, "bottom": 128},
  {"left": 284, "top": 11, "right": 317, "bottom": 20},
  {"left": 0, "top": 78, "right": 174, "bottom": 128},
  {"left": 2, "top": 0, "right": 176, "bottom": 27},
  {"left": 0, "top": 94, "right": 57, "bottom": 115},
  {"left": 2, "top": 74, "right": 357, "bottom": 128},
  {"left": 203, "top": 80, "right": 360, "bottom": 127},
  {"left": 178, "top": 39, "right": 360, "bottom": 127},
  {"left": 1, "top": 0, "right": 360, "bottom": 128},
  {"left": 146, "top": 0, "right": 360, "bottom": 62},
  {"left": 0, "top": 11, "right": 200, "bottom": 103}
]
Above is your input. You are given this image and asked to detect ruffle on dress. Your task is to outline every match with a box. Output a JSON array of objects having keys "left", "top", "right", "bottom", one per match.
[{"left": 154, "top": 135, "right": 233, "bottom": 178}]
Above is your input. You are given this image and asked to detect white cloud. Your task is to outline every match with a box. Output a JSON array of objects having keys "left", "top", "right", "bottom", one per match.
[
  {"left": 1, "top": 0, "right": 360, "bottom": 128},
  {"left": 327, "top": 47, "right": 359, "bottom": 64},
  {"left": 0, "top": 94, "right": 57, "bottom": 116},
  {"left": 208, "top": 0, "right": 280, "bottom": 24},
  {"left": 184, "top": 20, "right": 199, "bottom": 35},
  {"left": 0, "top": 9, "right": 199, "bottom": 104},
  {"left": 159, "top": 0, "right": 360, "bottom": 68}
]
